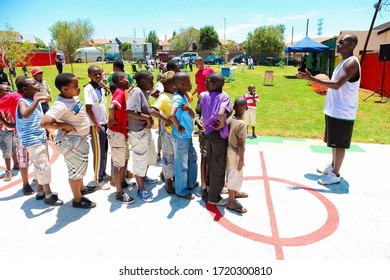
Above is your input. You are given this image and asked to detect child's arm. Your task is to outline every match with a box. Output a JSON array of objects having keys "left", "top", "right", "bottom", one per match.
[
  {"left": 169, "top": 105, "right": 185, "bottom": 135},
  {"left": 127, "top": 110, "right": 153, "bottom": 129},
  {"left": 85, "top": 104, "right": 101, "bottom": 132},
  {"left": 150, "top": 107, "right": 172, "bottom": 126},
  {"left": 237, "top": 138, "right": 245, "bottom": 171},
  {"left": 18, "top": 96, "right": 50, "bottom": 119},
  {"left": 182, "top": 103, "right": 195, "bottom": 118},
  {"left": 41, "top": 115, "right": 76, "bottom": 134},
  {"left": 107, "top": 104, "right": 118, "bottom": 128},
  {"left": 210, "top": 107, "right": 227, "bottom": 130},
  {"left": 0, "top": 115, "right": 15, "bottom": 128}
]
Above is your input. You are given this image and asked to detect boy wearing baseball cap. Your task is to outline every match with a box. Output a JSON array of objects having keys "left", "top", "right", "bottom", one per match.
[{"left": 31, "top": 67, "right": 51, "bottom": 113}]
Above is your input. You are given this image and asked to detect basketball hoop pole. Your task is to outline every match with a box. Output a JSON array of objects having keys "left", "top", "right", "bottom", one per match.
[{"left": 364, "top": 59, "right": 388, "bottom": 102}]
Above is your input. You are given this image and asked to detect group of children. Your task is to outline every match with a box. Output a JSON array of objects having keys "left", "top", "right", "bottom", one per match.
[{"left": 1, "top": 60, "right": 260, "bottom": 214}]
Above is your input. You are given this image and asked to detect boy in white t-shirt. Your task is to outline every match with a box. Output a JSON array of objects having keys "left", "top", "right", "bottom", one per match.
[{"left": 84, "top": 65, "right": 110, "bottom": 190}]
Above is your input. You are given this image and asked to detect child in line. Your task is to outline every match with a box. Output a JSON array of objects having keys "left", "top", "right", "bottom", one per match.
[
  {"left": 31, "top": 67, "right": 51, "bottom": 114},
  {"left": 169, "top": 72, "right": 198, "bottom": 200},
  {"left": 84, "top": 65, "right": 110, "bottom": 190},
  {"left": 243, "top": 85, "right": 259, "bottom": 138},
  {"left": 15, "top": 77, "right": 63, "bottom": 206},
  {"left": 150, "top": 71, "right": 176, "bottom": 194},
  {"left": 199, "top": 72, "right": 231, "bottom": 205},
  {"left": 107, "top": 71, "right": 134, "bottom": 204},
  {"left": 126, "top": 70, "right": 158, "bottom": 202},
  {"left": 226, "top": 97, "right": 248, "bottom": 214},
  {"left": 41, "top": 73, "right": 97, "bottom": 209}
]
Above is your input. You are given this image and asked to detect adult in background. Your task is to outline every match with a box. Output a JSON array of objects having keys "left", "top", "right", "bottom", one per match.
[
  {"left": 191, "top": 56, "right": 214, "bottom": 99},
  {"left": 55, "top": 54, "right": 63, "bottom": 74},
  {"left": 297, "top": 34, "right": 360, "bottom": 185},
  {"left": 0, "top": 67, "right": 10, "bottom": 86}
]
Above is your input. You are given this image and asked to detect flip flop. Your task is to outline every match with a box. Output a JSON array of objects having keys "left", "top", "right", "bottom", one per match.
[
  {"left": 227, "top": 205, "right": 247, "bottom": 213},
  {"left": 235, "top": 192, "right": 248, "bottom": 198}
]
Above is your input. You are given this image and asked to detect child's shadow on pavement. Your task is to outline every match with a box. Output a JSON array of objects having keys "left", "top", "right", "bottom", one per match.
[{"left": 45, "top": 201, "right": 91, "bottom": 234}]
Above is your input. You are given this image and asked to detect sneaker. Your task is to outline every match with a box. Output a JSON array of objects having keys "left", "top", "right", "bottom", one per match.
[
  {"left": 22, "top": 184, "right": 34, "bottom": 195},
  {"left": 121, "top": 180, "right": 136, "bottom": 189},
  {"left": 72, "top": 197, "right": 96, "bottom": 208},
  {"left": 96, "top": 180, "right": 110, "bottom": 190},
  {"left": 143, "top": 176, "right": 158, "bottom": 184},
  {"left": 3, "top": 170, "right": 12, "bottom": 181},
  {"left": 81, "top": 186, "right": 97, "bottom": 195},
  {"left": 137, "top": 189, "right": 154, "bottom": 202},
  {"left": 44, "top": 193, "right": 64, "bottom": 206},
  {"left": 221, "top": 186, "right": 228, "bottom": 194},
  {"left": 316, "top": 164, "right": 333, "bottom": 175},
  {"left": 36, "top": 191, "right": 45, "bottom": 200},
  {"left": 318, "top": 172, "right": 341, "bottom": 185},
  {"left": 115, "top": 192, "right": 135, "bottom": 204}
]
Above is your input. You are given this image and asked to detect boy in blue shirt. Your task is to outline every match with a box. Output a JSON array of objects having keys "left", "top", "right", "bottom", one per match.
[{"left": 169, "top": 72, "right": 198, "bottom": 200}]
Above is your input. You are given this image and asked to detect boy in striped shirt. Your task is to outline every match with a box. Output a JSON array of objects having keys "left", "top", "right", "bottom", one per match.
[{"left": 243, "top": 85, "right": 259, "bottom": 138}]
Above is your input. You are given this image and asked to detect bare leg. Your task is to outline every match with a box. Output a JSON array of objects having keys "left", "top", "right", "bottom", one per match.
[
  {"left": 332, "top": 148, "right": 345, "bottom": 175},
  {"left": 69, "top": 179, "right": 83, "bottom": 202},
  {"left": 20, "top": 167, "right": 29, "bottom": 186},
  {"left": 200, "top": 154, "right": 207, "bottom": 189}
]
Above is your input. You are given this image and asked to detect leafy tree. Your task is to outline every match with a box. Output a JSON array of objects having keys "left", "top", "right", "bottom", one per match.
[
  {"left": 245, "top": 24, "right": 285, "bottom": 58},
  {"left": 146, "top": 30, "right": 160, "bottom": 57},
  {"left": 0, "top": 24, "right": 34, "bottom": 89},
  {"left": 120, "top": 42, "right": 130, "bottom": 51},
  {"left": 170, "top": 27, "right": 199, "bottom": 52},
  {"left": 35, "top": 37, "right": 46, "bottom": 48},
  {"left": 199, "top": 25, "right": 219, "bottom": 51},
  {"left": 95, "top": 44, "right": 111, "bottom": 64},
  {"left": 49, "top": 19, "right": 94, "bottom": 72}
]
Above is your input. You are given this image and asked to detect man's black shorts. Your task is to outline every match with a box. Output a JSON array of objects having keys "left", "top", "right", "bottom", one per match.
[{"left": 324, "top": 115, "right": 354, "bottom": 149}]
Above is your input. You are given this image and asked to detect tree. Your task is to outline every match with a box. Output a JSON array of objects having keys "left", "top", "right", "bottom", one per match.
[
  {"left": 146, "top": 30, "right": 160, "bottom": 57},
  {"left": 170, "top": 27, "right": 199, "bottom": 52},
  {"left": 95, "top": 44, "right": 111, "bottom": 64},
  {"left": 35, "top": 37, "right": 46, "bottom": 49},
  {"left": 199, "top": 25, "right": 219, "bottom": 51},
  {"left": 245, "top": 24, "right": 285, "bottom": 59},
  {"left": 49, "top": 19, "right": 94, "bottom": 72},
  {"left": 0, "top": 24, "right": 35, "bottom": 89},
  {"left": 120, "top": 42, "right": 130, "bottom": 51}
]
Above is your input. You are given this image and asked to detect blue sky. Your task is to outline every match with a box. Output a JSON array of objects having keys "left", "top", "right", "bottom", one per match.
[{"left": 0, "top": 0, "right": 388, "bottom": 45}]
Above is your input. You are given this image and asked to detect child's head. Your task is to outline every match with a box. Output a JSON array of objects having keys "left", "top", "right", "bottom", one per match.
[
  {"left": 206, "top": 72, "right": 224, "bottom": 92},
  {"left": 134, "top": 70, "right": 154, "bottom": 91},
  {"left": 16, "top": 76, "right": 40, "bottom": 98},
  {"left": 233, "top": 96, "right": 248, "bottom": 118},
  {"left": 55, "top": 73, "right": 80, "bottom": 98},
  {"left": 31, "top": 67, "right": 44, "bottom": 82},
  {"left": 112, "top": 71, "right": 129, "bottom": 90},
  {"left": 0, "top": 84, "right": 10, "bottom": 97},
  {"left": 173, "top": 72, "right": 191, "bottom": 94},
  {"left": 88, "top": 65, "right": 102, "bottom": 84},
  {"left": 166, "top": 59, "right": 181, "bottom": 73},
  {"left": 113, "top": 58, "right": 125, "bottom": 72},
  {"left": 160, "top": 71, "right": 175, "bottom": 94},
  {"left": 248, "top": 85, "right": 256, "bottom": 94}
]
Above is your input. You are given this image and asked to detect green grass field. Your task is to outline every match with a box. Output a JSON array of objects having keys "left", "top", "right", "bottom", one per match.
[{"left": 11, "top": 62, "right": 390, "bottom": 144}]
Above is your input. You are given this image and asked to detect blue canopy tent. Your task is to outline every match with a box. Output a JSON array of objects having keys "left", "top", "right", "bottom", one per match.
[
  {"left": 285, "top": 36, "right": 330, "bottom": 75},
  {"left": 285, "top": 36, "right": 329, "bottom": 53}
]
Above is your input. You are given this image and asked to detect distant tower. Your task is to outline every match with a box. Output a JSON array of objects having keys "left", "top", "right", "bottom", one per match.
[
  {"left": 317, "top": 18, "right": 324, "bottom": 37},
  {"left": 134, "top": 29, "right": 136, "bottom": 38}
]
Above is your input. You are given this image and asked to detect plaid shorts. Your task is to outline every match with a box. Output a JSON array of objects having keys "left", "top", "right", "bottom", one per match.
[{"left": 14, "top": 132, "right": 30, "bottom": 168}]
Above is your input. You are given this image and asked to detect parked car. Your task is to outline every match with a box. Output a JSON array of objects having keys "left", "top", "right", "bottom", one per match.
[
  {"left": 230, "top": 54, "right": 252, "bottom": 64},
  {"left": 74, "top": 47, "right": 104, "bottom": 63},
  {"left": 157, "top": 51, "right": 176, "bottom": 62},
  {"left": 179, "top": 52, "right": 198, "bottom": 62},
  {"left": 204, "top": 54, "right": 224, "bottom": 65}
]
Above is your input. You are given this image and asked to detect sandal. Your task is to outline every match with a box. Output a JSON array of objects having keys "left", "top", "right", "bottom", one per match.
[
  {"left": 235, "top": 191, "right": 248, "bottom": 198},
  {"left": 227, "top": 205, "right": 247, "bottom": 213}
]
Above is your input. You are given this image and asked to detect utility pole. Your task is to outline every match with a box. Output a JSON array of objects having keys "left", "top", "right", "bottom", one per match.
[
  {"left": 306, "top": 18, "right": 309, "bottom": 36},
  {"left": 224, "top": 18, "right": 226, "bottom": 44},
  {"left": 317, "top": 18, "right": 324, "bottom": 37}
]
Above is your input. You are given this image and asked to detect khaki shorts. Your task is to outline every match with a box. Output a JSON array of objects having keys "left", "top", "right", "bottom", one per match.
[
  {"left": 26, "top": 143, "right": 51, "bottom": 185},
  {"left": 244, "top": 108, "right": 257, "bottom": 127},
  {"left": 128, "top": 129, "right": 157, "bottom": 177},
  {"left": 226, "top": 146, "right": 243, "bottom": 191},
  {"left": 107, "top": 129, "right": 129, "bottom": 168}
]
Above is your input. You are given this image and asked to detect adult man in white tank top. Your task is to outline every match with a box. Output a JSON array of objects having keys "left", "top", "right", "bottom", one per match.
[{"left": 297, "top": 34, "right": 360, "bottom": 185}]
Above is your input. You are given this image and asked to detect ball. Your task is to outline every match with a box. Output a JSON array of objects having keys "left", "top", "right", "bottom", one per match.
[{"left": 311, "top": 74, "right": 330, "bottom": 94}]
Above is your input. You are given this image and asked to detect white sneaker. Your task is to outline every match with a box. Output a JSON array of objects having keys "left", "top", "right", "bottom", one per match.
[
  {"left": 316, "top": 164, "right": 333, "bottom": 174},
  {"left": 318, "top": 172, "right": 341, "bottom": 185},
  {"left": 96, "top": 180, "right": 110, "bottom": 190}
]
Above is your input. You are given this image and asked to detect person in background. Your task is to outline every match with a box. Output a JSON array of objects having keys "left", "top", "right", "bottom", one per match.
[
  {"left": 0, "top": 67, "right": 10, "bottom": 86},
  {"left": 31, "top": 67, "right": 51, "bottom": 114},
  {"left": 243, "top": 85, "right": 259, "bottom": 138},
  {"left": 55, "top": 54, "right": 63, "bottom": 74}
]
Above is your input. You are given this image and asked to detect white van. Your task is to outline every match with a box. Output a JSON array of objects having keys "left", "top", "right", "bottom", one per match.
[{"left": 74, "top": 47, "right": 104, "bottom": 63}]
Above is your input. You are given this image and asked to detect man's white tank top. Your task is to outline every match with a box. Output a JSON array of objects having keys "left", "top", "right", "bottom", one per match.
[{"left": 323, "top": 56, "right": 360, "bottom": 120}]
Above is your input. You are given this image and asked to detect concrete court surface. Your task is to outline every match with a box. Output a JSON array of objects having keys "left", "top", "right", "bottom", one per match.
[{"left": 0, "top": 130, "right": 390, "bottom": 279}]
